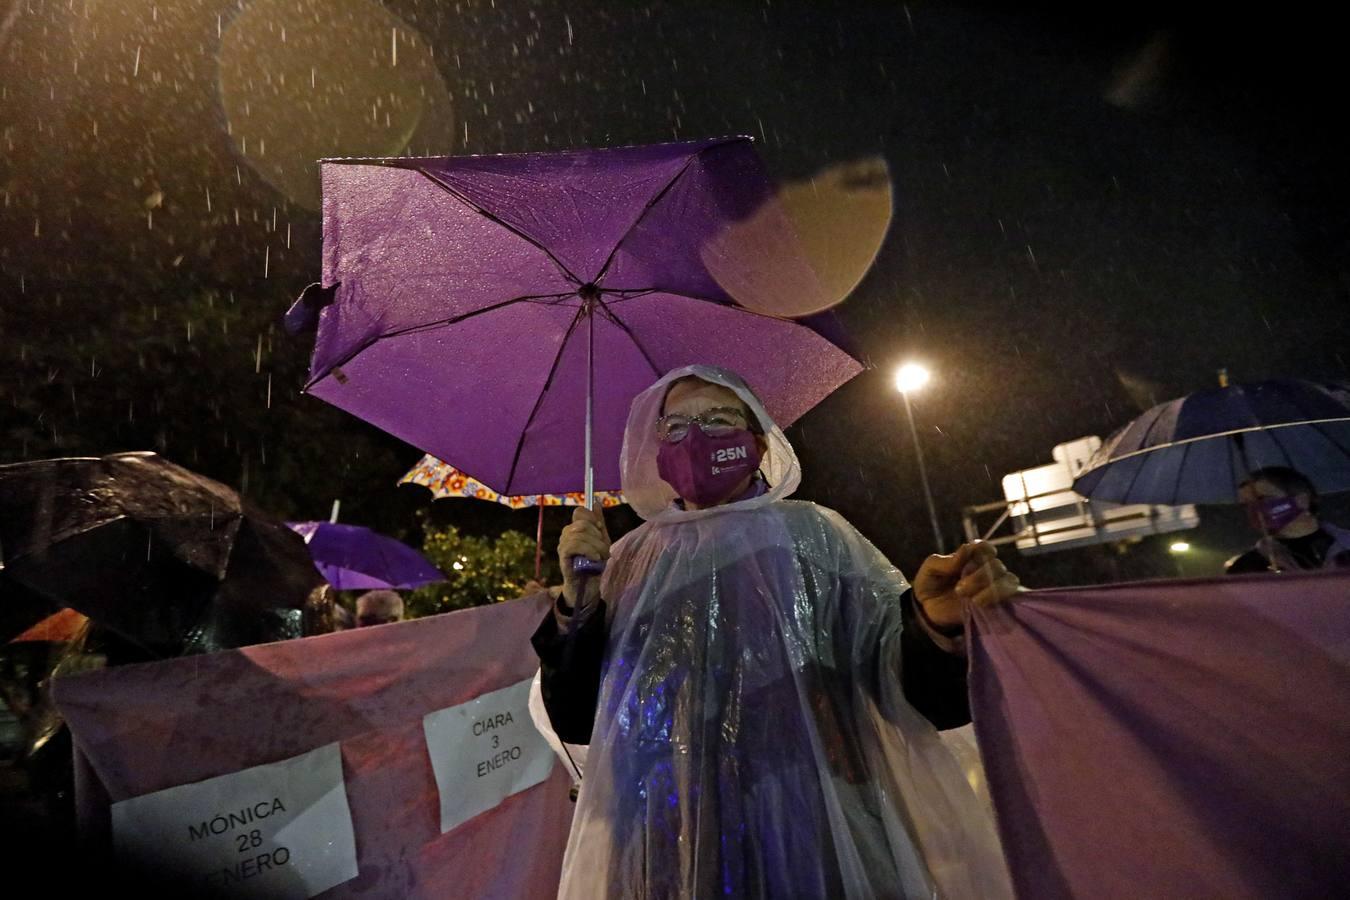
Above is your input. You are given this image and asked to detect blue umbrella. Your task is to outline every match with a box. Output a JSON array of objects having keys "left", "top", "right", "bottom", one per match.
[
  {"left": 287, "top": 521, "right": 445, "bottom": 591},
  {"left": 1073, "top": 378, "right": 1350, "bottom": 505}
]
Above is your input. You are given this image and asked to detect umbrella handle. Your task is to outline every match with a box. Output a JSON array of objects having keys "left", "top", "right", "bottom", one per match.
[{"left": 571, "top": 556, "right": 606, "bottom": 576}]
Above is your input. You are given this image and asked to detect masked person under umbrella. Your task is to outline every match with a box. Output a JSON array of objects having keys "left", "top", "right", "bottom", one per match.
[
  {"left": 532, "top": 365, "right": 1020, "bottom": 899},
  {"left": 1226, "top": 466, "right": 1350, "bottom": 573}
]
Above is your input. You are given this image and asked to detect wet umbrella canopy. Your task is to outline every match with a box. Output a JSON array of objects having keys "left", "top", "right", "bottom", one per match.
[
  {"left": 298, "top": 138, "right": 862, "bottom": 503},
  {"left": 0, "top": 452, "right": 325, "bottom": 657},
  {"left": 1074, "top": 378, "right": 1350, "bottom": 505}
]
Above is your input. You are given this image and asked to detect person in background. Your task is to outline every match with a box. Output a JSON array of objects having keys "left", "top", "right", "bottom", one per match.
[
  {"left": 354, "top": 589, "right": 404, "bottom": 627},
  {"left": 331, "top": 603, "right": 355, "bottom": 631},
  {"left": 1226, "top": 466, "right": 1350, "bottom": 573}
]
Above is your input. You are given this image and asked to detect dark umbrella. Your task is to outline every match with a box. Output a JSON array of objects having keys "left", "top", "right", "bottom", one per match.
[
  {"left": 294, "top": 137, "right": 862, "bottom": 509},
  {"left": 287, "top": 520, "right": 445, "bottom": 590},
  {"left": 0, "top": 452, "right": 325, "bottom": 658},
  {"left": 1073, "top": 378, "right": 1350, "bottom": 505}
]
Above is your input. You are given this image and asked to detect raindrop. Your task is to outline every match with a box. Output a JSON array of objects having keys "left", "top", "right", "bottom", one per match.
[
  {"left": 133, "top": 45, "right": 142, "bottom": 77},
  {"left": 264, "top": 246, "right": 270, "bottom": 278}
]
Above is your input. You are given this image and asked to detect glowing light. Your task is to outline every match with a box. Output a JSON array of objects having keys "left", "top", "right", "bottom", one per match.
[{"left": 894, "top": 363, "right": 931, "bottom": 394}]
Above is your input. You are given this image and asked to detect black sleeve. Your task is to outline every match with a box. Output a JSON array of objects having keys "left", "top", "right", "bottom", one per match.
[
  {"left": 530, "top": 599, "right": 608, "bottom": 745},
  {"left": 899, "top": 590, "right": 971, "bottom": 730},
  {"left": 1225, "top": 549, "right": 1270, "bottom": 575}
]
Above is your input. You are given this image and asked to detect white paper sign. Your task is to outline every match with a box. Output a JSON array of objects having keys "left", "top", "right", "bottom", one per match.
[
  {"left": 423, "top": 676, "right": 556, "bottom": 833},
  {"left": 111, "top": 743, "right": 359, "bottom": 899}
]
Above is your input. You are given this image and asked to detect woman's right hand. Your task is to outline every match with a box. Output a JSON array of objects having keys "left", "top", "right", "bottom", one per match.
[{"left": 558, "top": 505, "right": 610, "bottom": 612}]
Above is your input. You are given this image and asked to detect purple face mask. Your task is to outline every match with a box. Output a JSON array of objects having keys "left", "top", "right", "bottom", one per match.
[
  {"left": 1247, "top": 495, "right": 1304, "bottom": 533},
  {"left": 656, "top": 427, "right": 763, "bottom": 508}
]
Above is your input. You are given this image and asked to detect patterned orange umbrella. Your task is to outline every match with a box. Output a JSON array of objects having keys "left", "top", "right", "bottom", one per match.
[
  {"left": 398, "top": 456, "right": 625, "bottom": 508},
  {"left": 9, "top": 608, "right": 88, "bottom": 643},
  {"left": 398, "top": 456, "right": 625, "bottom": 579}
]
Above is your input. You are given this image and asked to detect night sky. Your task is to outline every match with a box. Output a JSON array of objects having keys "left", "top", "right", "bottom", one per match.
[{"left": 2, "top": 1, "right": 1347, "bottom": 584}]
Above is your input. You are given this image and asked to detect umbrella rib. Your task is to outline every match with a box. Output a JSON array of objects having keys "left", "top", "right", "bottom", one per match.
[
  {"left": 1081, "top": 417, "right": 1350, "bottom": 466},
  {"left": 1268, "top": 427, "right": 1299, "bottom": 471},
  {"left": 1116, "top": 450, "right": 1149, "bottom": 505},
  {"left": 1168, "top": 439, "right": 1191, "bottom": 506},
  {"left": 621, "top": 287, "right": 863, "bottom": 361},
  {"left": 303, "top": 291, "right": 575, "bottom": 390},
  {"left": 591, "top": 137, "right": 745, "bottom": 285},
  {"left": 501, "top": 304, "right": 588, "bottom": 494},
  {"left": 591, "top": 155, "right": 701, "bottom": 284},
  {"left": 415, "top": 167, "right": 583, "bottom": 286},
  {"left": 596, "top": 297, "right": 664, "bottom": 379},
  {"left": 379, "top": 291, "right": 578, "bottom": 340},
  {"left": 1132, "top": 404, "right": 1170, "bottom": 457},
  {"left": 1275, "top": 386, "right": 1350, "bottom": 470}
]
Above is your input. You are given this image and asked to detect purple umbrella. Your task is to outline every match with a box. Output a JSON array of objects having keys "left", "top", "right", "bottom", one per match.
[
  {"left": 287, "top": 521, "right": 445, "bottom": 591},
  {"left": 295, "top": 137, "right": 862, "bottom": 507}
]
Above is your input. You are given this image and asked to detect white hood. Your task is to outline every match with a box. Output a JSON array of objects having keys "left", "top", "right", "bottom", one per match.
[{"left": 619, "top": 364, "right": 802, "bottom": 521}]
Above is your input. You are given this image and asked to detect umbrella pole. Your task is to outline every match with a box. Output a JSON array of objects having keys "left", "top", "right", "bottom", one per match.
[
  {"left": 569, "top": 293, "right": 606, "bottom": 580},
  {"left": 536, "top": 500, "right": 544, "bottom": 582},
  {"left": 584, "top": 301, "right": 595, "bottom": 511}
]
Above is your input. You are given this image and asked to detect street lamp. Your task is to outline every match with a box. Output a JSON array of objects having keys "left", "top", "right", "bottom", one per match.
[{"left": 894, "top": 363, "right": 945, "bottom": 553}]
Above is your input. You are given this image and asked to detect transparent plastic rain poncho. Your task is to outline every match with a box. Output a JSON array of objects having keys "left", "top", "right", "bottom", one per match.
[{"left": 556, "top": 365, "right": 1011, "bottom": 899}]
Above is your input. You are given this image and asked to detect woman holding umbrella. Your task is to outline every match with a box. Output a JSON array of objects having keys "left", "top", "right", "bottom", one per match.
[{"left": 534, "top": 365, "right": 1022, "bottom": 900}]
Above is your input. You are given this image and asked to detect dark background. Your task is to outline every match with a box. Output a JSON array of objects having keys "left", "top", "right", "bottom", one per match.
[{"left": 3, "top": 1, "right": 1347, "bottom": 584}]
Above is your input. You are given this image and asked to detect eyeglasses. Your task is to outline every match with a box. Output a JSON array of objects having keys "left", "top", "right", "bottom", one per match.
[{"left": 655, "top": 407, "right": 751, "bottom": 444}]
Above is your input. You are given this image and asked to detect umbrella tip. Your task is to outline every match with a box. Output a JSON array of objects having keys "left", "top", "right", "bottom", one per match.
[{"left": 283, "top": 282, "right": 338, "bottom": 336}]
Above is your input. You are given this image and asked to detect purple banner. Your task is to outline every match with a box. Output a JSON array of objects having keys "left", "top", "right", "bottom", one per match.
[{"left": 970, "top": 571, "right": 1350, "bottom": 900}]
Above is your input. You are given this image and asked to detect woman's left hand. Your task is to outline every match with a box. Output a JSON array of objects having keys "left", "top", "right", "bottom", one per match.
[{"left": 911, "top": 541, "right": 1023, "bottom": 629}]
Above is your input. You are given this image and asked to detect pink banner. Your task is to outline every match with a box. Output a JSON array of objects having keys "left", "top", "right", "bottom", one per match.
[
  {"left": 970, "top": 570, "right": 1350, "bottom": 900},
  {"left": 54, "top": 594, "right": 573, "bottom": 899}
]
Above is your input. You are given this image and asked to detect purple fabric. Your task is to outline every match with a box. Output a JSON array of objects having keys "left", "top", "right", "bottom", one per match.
[
  {"left": 55, "top": 594, "right": 574, "bottom": 899},
  {"left": 287, "top": 521, "right": 445, "bottom": 590},
  {"left": 969, "top": 571, "right": 1350, "bottom": 900},
  {"left": 303, "top": 138, "right": 861, "bottom": 496}
]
